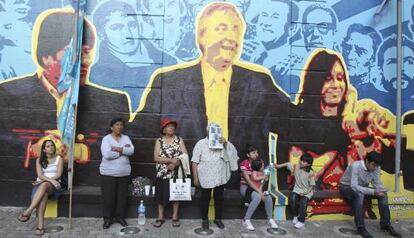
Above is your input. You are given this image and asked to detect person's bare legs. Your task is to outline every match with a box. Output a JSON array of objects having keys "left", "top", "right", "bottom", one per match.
[
  {"left": 36, "top": 193, "right": 49, "bottom": 229},
  {"left": 172, "top": 202, "right": 179, "bottom": 220},
  {"left": 157, "top": 204, "right": 165, "bottom": 220},
  {"left": 153, "top": 204, "right": 166, "bottom": 227},
  {"left": 23, "top": 182, "right": 52, "bottom": 216}
]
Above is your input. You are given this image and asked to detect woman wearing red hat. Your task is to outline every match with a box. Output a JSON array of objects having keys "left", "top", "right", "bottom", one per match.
[{"left": 153, "top": 118, "right": 189, "bottom": 228}]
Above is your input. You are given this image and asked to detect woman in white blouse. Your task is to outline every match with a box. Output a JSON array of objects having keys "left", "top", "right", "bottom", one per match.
[
  {"left": 17, "top": 139, "right": 64, "bottom": 236},
  {"left": 100, "top": 118, "right": 134, "bottom": 229}
]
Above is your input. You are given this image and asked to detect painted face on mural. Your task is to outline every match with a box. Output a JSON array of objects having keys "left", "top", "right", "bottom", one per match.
[
  {"left": 80, "top": 45, "right": 93, "bottom": 81},
  {"left": 164, "top": 0, "right": 183, "bottom": 26},
  {"left": 1, "top": 18, "right": 32, "bottom": 50},
  {"left": 164, "top": 0, "right": 185, "bottom": 52},
  {"left": 41, "top": 47, "right": 67, "bottom": 88},
  {"left": 42, "top": 44, "right": 93, "bottom": 88},
  {"left": 382, "top": 45, "right": 414, "bottom": 98},
  {"left": 411, "top": 5, "right": 414, "bottom": 34},
  {"left": 0, "top": 0, "right": 30, "bottom": 20},
  {"left": 256, "top": 1, "right": 289, "bottom": 44},
  {"left": 199, "top": 10, "right": 243, "bottom": 71},
  {"left": 149, "top": 0, "right": 183, "bottom": 27},
  {"left": 1, "top": 21, "right": 18, "bottom": 46},
  {"left": 146, "top": 0, "right": 184, "bottom": 52},
  {"left": 103, "top": 10, "right": 138, "bottom": 55},
  {"left": 342, "top": 32, "right": 374, "bottom": 80},
  {"left": 303, "top": 9, "right": 335, "bottom": 49},
  {"left": 321, "top": 60, "right": 346, "bottom": 106}
]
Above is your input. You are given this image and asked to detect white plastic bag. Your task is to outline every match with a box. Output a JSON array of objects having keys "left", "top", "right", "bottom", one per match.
[{"left": 169, "top": 165, "right": 192, "bottom": 201}]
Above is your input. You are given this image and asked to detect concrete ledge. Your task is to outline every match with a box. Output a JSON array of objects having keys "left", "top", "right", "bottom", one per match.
[
  {"left": 58, "top": 186, "right": 257, "bottom": 218},
  {"left": 58, "top": 186, "right": 345, "bottom": 219}
]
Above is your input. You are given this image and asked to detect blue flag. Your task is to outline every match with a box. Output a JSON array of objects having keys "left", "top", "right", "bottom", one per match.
[
  {"left": 57, "top": 39, "right": 74, "bottom": 94},
  {"left": 57, "top": 16, "right": 84, "bottom": 145}
]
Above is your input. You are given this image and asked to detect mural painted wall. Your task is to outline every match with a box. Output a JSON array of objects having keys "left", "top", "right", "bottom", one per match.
[{"left": 0, "top": 0, "right": 413, "bottom": 219}]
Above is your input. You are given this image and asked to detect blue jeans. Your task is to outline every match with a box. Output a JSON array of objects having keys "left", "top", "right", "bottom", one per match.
[
  {"left": 339, "top": 185, "right": 390, "bottom": 228},
  {"left": 289, "top": 192, "right": 309, "bottom": 223}
]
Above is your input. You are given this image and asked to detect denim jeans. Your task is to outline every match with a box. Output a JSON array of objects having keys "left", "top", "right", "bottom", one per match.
[
  {"left": 240, "top": 185, "right": 274, "bottom": 220},
  {"left": 289, "top": 192, "right": 309, "bottom": 223},
  {"left": 339, "top": 184, "right": 390, "bottom": 228}
]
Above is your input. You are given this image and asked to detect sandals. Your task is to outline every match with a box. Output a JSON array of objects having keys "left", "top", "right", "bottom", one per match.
[
  {"left": 153, "top": 219, "right": 165, "bottom": 228},
  {"left": 17, "top": 213, "right": 30, "bottom": 222},
  {"left": 35, "top": 227, "right": 44, "bottom": 236},
  {"left": 172, "top": 219, "right": 180, "bottom": 227}
]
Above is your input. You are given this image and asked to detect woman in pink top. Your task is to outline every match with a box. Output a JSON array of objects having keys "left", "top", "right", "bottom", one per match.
[
  {"left": 239, "top": 144, "right": 277, "bottom": 231},
  {"left": 17, "top": 140, "right": 63, "bottom": 236}
]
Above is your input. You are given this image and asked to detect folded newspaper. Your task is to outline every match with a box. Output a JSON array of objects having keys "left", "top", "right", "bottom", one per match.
[{"left": 208, "top": 124, "right": 223, "bottom": 149}]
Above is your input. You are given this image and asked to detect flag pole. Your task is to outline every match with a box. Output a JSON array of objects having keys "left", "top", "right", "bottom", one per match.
[
  {"left": 395, "top": 0, "right": 402, "bottom": 193},
  {"left": 68, "top": 136, "right": 74, "bottom": 229},
  {"left": 68, "top": 108, "right": 78, "bottom": 229},
  {"left": 68, "top": 0, "right": 82, "bottom": 229}
]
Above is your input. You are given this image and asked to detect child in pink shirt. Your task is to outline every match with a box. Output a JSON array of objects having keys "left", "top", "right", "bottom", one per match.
[{"left": 251, "top": 159, "right": 267, "bottom": 193}]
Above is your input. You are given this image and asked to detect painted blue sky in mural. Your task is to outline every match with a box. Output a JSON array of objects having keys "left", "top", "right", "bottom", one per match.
[{"left": 0, "top": 0, "right": 413, "bottom": 113}]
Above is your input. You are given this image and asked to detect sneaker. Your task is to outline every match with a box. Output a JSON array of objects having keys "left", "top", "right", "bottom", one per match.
[
  {"left": 292, "top": 216, "right": 298, "bottom": 225},
  {"left": 243, "top": 219, "right": 255, "bottom": 231},
  {"left": 294, "top": 221, "right": 305, "bottom": 229},
  {"left": 381, "top": 225, "right": 402, "bottom": 238},
  {"left": 268, "top": 219, "right": 278, "bottom": 229},
  {"left": 357, "top": 227, "right": 373, "bottom": 238}
]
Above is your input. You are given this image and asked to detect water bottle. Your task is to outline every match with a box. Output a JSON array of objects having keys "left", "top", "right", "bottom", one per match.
[
  {"left": 264, "top": 164, "right": 273, "bottom": 176},
  {"left": 138, "top": 200, "right": 146, "bottom": 225},
  {"left": 262, "top": 165, "right": 272, "bottom": 184}
]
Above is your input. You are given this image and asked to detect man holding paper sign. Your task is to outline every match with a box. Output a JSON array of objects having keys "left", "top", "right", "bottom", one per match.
[{"left": 192, "top": 123, "right": 239, "bottom": 230}]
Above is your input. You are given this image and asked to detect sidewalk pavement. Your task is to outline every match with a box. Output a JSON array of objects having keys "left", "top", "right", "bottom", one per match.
[{"left": 1, "top": 207, "right": 414, "bottom": 238}]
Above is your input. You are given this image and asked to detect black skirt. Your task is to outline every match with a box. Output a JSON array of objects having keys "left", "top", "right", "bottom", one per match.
[{"left": 155, "top": 178, "right": 173, "bottom": 206}]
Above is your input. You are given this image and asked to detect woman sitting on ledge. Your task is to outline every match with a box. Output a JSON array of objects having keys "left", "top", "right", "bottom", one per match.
[{"left": 17, "top": 139, "right": 64, "bottom": 236}]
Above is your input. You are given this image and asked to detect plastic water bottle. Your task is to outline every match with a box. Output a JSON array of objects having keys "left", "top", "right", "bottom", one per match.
[
  {"left": 261, "top": 165, "right": 271, "bottom": 184},
  {"left": 138, "top": 200, "right": 146, "bottom": 225},
  {"left": 264, "top": 164, "right": 273, "bottom": 176}
]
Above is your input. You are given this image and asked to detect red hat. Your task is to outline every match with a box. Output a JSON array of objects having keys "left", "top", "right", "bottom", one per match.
[{"left": 160, "top": 118, "right": 178, "bottom": 134}]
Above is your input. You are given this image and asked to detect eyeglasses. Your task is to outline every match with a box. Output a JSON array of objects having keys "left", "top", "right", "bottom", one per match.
[{"left": 303, "top": 23, "right": 335, "bottom": 35}]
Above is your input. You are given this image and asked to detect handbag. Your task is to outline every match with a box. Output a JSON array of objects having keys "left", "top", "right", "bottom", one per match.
[
  {"left": 169, "top": 163, "right": 192, "bottom": 201},
  {"left": 131, "top": 176, "right": 152, "bottom": 197}
]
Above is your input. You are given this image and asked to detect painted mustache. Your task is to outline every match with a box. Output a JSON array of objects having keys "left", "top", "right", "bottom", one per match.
[{"left": 387, "top": 74, "right": 412, "bottom": 89}]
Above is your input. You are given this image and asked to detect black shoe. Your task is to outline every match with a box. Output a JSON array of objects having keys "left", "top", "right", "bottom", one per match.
[
  {"left": 116, "top": 218, "right": 128, "bottom": 227},
  {"left": 381, "top": 225, "right": 402, "bottom": 238},
  {"left": 357, "top": 227, "right": 373, "bottom": 238},
  {"left": 103, "top": 219, "right": 112, "bottom": 229},
  {"left": 214, "top": 219, "right": 225, "bottom": 229},
  {"left": 202, "top": 220, "right": 209, "bottom": 230}
]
